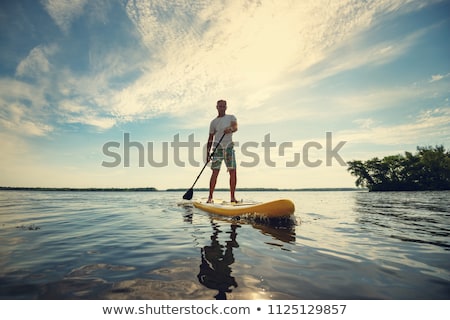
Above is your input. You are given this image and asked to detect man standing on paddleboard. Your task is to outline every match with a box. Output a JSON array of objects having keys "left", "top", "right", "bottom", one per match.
[{"left": 207, "top": 99, "right": 238, "bottom": 203}]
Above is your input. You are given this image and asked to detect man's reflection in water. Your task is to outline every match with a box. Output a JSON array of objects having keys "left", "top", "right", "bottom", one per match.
[{"left": 197, "top": 221, "right": 239, "bottom": 300}]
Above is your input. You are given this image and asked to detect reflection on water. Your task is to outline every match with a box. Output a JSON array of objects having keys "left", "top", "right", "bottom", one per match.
[
  {"left": 251, "top": 220, "right": 297, "bottom": 244},
  {"left": 181, "top": 205, "right": 296, "bottom": 299},
  {"left": 197, "top": 221, "right": 239, "bottom": 299}
]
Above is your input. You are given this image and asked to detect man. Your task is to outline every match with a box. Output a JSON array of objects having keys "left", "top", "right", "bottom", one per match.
[{"left": 207, "top": 99, "right": 238, "bottom": 203}]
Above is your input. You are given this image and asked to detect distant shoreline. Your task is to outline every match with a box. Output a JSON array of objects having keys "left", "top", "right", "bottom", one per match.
[
  {"left": 0, "top": 186, "right": 364, "bottom": 192},
  {"left": 0, "top": 187, "right": 158, "bottom": 192}
]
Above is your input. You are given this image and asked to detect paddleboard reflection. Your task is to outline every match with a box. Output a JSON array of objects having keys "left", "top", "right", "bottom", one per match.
[{"left": 180, "top": 204, "right": 296, "bottom": 299}]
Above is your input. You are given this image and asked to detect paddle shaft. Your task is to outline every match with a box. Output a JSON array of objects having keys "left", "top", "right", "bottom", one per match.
[{"left": 188, "top": 132, "right": 226, "bottom": 190}]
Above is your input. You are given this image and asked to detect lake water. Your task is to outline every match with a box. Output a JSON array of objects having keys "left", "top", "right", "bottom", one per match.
[{"left": 0, "top": 190, "right": 449, "bottom": 299}]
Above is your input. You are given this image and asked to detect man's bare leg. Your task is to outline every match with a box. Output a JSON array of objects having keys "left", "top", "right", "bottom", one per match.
[
  {"left": 208, "top": 169, "right": 220, "bottom": 203},
  {"left": 229, "top": 169, "right": 237, "bottom": 203}
]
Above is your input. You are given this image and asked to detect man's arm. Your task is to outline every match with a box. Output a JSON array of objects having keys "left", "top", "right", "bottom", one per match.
[{"left": 224, "top": 120, "right": 238, "bottom": 134}]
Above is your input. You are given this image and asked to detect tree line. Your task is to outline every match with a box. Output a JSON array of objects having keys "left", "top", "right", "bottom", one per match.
[{"left": 347, "top": 145, "right": 450, "bottom": 191}]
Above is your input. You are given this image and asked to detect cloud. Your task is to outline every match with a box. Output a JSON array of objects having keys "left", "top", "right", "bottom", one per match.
[
  {"left": 66, "top": 114, "right": 116, "bottom": 130},
  {"left": 58, "top": 100, "right": 116, "bottom": 130},
  {"left": 42, "top": 0, "right": 88, "bottom": 33},
  {"left": 0, "top": 78, "right": 52, "bottom": 136},
  {"left": 115, "top": 1, "right": 309, "bottom": 118},
  {"left": 352, "top": 118, "right": 378, "bottom": 129},
  {"left": 333, "top": 85, "right": 426, "bottom": 113},
  {"left": 4, "top": 0, "right": 445, "bottom": 136},
  {"left": 430, "top": 73, "right": 450, "bottom": 83},
  {"left": 338, "top": 108, "right": 450, "bottom": 146},
  {"left": 317, "top": 68, "right": 450, "bottom": 119},
  {"left": 115, "top": 0, "right": 438, "bottom": 123},
  {"left": 0, "top": 102, "right": 53, "bottom": 136},
  {"left": 0, "top": 78, "right": 47, "bottom": 106},
  {"left": 15, "top": 44, "right": 59, "bottom": 78}
]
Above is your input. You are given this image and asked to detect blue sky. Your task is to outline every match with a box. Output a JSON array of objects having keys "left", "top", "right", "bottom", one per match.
[{"left": 0, "top": 0, "right": 449, "bottom": 190}]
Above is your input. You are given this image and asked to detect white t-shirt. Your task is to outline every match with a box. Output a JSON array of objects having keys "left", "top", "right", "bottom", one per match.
[{"left": 209, "top": 114, "right": 237, "bottom": 148}]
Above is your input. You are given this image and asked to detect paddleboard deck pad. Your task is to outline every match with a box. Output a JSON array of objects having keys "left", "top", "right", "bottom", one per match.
[{"left": 192, "top": 199, "right": 295, "bottom": 218}]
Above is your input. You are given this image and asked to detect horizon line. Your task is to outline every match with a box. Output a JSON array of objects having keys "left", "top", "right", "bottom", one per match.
[{"left": 0, "top": 186, "right": 364, "bottom": 192}]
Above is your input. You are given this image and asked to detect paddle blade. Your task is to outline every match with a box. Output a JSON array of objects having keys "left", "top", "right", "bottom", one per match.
[{"left": 182, "top": 188, "right": 193, "bottom": 200}]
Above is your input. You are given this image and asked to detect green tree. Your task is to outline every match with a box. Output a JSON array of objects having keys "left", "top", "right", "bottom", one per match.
[
  {"left": 347, "top": 145, "right": 450, "bottom": 191},
  {"left": 346, "top": 160, "right": 374, "bottom": 188}
]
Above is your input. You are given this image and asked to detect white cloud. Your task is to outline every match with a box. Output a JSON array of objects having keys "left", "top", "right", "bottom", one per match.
[
  {"left": 59, "top": 100, "right": 87, "bottom": 114},
  {"left": 66, "top": 114, "right": 116, "bottom": 130},
  {"left": 338, "top": 108, "right": 450, "bottom": 146},
  {"left": 114, "top": 0, "right": 436, "bottom": 124},
  {"left": 430, "top": 73, "right": 450, "bottom": 83},
  {"left": 0, "top": 102, "right": 53, "bottom": 136},
  {"left": 5, "top": 1, "right": 446, "bottom": 135},
  {"left": 0, "top": 78, "right": 52, "bottom": 136},
  {"left": 333, "top": 85, "right": 425, "bottom": 113},
  {"left": 42, "top": 0, "right": 88, "bottom": 33},
  {"left": 0, "top": 78, "right": 47, "bottom": 107},
  {"left": 353, "top": 118, "right": 378, "bottom": 129},
  {"left": 321, "top": 69, "right": 450, "bottom": 118},
  {"left": 58, "top": 100, "right": 116, "bottom": 130},
  {"left": 430, "top": 74, "right": 444, "bottom": 82},
  {"left": 15, "top": 44, "right": 58, "bottom": 78},
  {"left": 9, "top": 0, "right": 439, "bottom": 133}
]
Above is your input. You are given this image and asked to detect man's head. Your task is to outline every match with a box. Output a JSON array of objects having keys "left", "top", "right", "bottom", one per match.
[{"left": 216, "top": 99, "right": 227, "bottom": 116}]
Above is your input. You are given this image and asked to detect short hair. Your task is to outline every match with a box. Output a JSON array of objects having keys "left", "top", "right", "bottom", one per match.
[{"left": 217, "top": 99, "right": 227, "bottom": 105}]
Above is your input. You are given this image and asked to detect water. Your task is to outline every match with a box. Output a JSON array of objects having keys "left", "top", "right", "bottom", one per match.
[{"left": 0, "top": 190, "right": 449, "bottom": 299}]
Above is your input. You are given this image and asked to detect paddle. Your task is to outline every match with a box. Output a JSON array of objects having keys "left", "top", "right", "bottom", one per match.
[{"left": 182, "top": 132, "right": 226, "bottom": 200}]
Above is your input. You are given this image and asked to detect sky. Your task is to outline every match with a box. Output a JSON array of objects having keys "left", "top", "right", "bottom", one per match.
[{"left": 0, "top": 0, "right": 449, "bottom": 190}]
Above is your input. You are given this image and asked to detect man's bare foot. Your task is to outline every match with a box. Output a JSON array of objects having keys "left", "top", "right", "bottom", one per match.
[{"left": 207, "top": 198, "right": 214, "bottom": 203}]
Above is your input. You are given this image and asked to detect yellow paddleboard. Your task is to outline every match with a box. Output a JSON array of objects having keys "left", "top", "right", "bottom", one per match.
[{"left": 192, "top": 199, "right": 295, "bottom": 218}]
